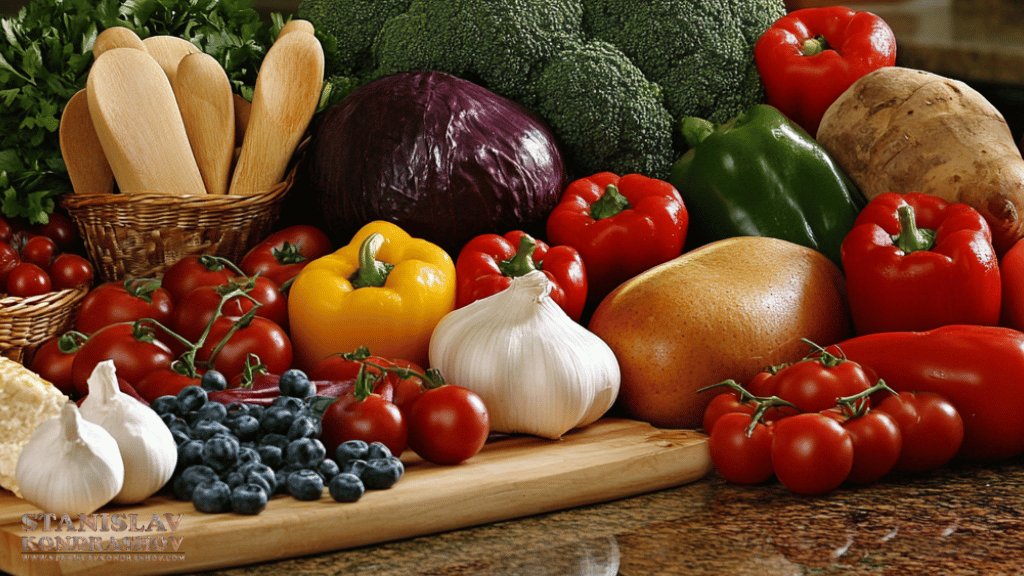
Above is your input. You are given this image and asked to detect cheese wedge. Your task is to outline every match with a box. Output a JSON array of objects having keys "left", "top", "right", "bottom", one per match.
[{"left": 0, "top": 356, "right": 67, "bottom": 498}]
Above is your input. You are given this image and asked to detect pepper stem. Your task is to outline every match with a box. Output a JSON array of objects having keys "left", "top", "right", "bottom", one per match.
[
  {"left": 892, "top": 204, "right": 936, "bottom": 253},
  {"left": 801, "top": 35, "right": 830, "bottom": 57},
  {"left": 680, "top": 116, "right": 716, "bottom": 148},
  {"left": 498, "top": 235, "right": 541, "bottom": 277},
  {"left": 590, "top": 184, "right": 632, "bottom": 220},
  {"left": 349, "top": 233, "right": 394, "bottom": 289}
]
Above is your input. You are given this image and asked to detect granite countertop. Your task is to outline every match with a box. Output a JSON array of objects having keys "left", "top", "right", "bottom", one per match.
[{"left": 196, "top": 455, "right": 1024, "bottom": 575}]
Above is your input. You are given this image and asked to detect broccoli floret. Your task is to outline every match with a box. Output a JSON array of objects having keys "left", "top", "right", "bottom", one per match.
[
  {"left": 580, "top": 0, "right": 786, "bottom": 124},
  {"left": 371, "top": 0, "right": 583, "bottom": 104},
  {"left": 297, "top": 0, "right": 413, "bottom": 80},
  {"left": 531, "top": 41, "right": 675, "bottom": 178}
]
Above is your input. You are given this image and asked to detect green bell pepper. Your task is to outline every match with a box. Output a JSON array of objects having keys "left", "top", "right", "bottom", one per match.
[{"left": 668, "top": 104, "right": 865, "bottom": 267}]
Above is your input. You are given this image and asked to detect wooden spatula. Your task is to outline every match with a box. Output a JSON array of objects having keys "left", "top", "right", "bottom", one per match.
[
  {"left": 60, "top": 90, "right": 114, "bottom": 195},
  {"left": 142, "top": 35, "right": 200, "bottom": 85},
  {"left": 93, "top": 26, "right": 147, "bottom": 59},
  {"left": 174, "top": 52, "right": 235, "bottom": 195},
  {"left": 228, "top": 31, "right": 324, "bottom": 196},
  {"left": 87, "top": 47, "right": 207, "bottom": 195}
]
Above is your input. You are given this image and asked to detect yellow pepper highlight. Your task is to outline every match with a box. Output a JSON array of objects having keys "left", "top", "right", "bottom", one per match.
[{"left": 287, "top": 220, "right": 456, "bottom": 371}]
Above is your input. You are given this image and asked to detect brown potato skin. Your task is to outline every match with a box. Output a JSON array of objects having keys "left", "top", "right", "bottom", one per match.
[
  {"left": 816, "top": 66, "right": 1024, "bottom": 254},
  {"left": 588, "top": 237, "right": 851, "bottom": 430}
]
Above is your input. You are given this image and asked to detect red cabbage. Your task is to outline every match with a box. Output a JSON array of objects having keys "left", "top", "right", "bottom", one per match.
[{"left": 305, "top": 71, "right": 568, "bottom": 255}]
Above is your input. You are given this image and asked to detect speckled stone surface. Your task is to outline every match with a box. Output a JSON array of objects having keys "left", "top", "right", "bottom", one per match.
[{"left": 192, "top": 456, "right": 1024, "bottom": 576}]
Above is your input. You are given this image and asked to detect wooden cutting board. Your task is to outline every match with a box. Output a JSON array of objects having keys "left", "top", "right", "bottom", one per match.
[{"left": 0, "top": 418, "right": 710, "bottom": 576}]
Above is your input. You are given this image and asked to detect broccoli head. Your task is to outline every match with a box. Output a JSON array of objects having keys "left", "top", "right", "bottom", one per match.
[
  {"left": 296, "top": 0, "right": 413, "bottom": 80},
  {"left": 531, "top": 41, "right": 675, "bottom": 179}
]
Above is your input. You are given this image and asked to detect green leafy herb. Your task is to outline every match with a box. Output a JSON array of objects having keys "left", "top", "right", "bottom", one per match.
[{"left": 0, "top": 0, "right": 282, "bottom": 224}]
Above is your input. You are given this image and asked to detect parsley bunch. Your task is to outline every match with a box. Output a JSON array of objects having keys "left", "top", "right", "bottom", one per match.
[{"left": 0, "top": 0, "right": 281, "bottom": 224}]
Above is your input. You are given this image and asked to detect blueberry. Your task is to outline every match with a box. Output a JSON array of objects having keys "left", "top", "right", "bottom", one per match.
[
  {"left": 223, "top": 469, "right": 245, "bottom": 489},
  {"left": 328, "top": 473, "right": 365, "bottom": 503},
  {"left": 256, "top": 444, "right": 284, "bottom": 470},
  {"left": 278, "top": 369, "right": 316, "bottom": 398},
  {"left": 192, "top": 480, "right": 232, "bottom": 513},
  {"left": 201, "top": 435, "right": 240, "bottom": 472},
  {"left": 259, "top": 433, "right": 290, "bottom": 452},
  {"left": 260, "top": 406, "right": 295, "bottom": 434},
  {"left": 366, "top": 441, "right": 392, "bottom": 461},
  {"left": 192, "top": 420, "right": 232, "bottom": 441},
  {"left": 286, "top": 415, "right": 318, "bottom": 440},
  {"left": 286, "top": 438, "right": 326, "bottom": 469},
  {"left": 176, "top": 385, "right": 208, "bottom": 413},
  {"left": 335, "top": 440, "right": 369, "bottom": 466},
  {"left": 152, "top": 396, "right": 181, "bottom": 416},
  {"left": 200, "top": 370, "right": 228, "bottom": 392},
  {"left": 342, "top": 459, "right": 367, "bottom": 478},
  {"left": 172, "top": 464, "right": 218, "bottom": 501},
  {"left": 236, "top": 446, "right": 261, "bottom": 468},
  {"left": 270, "top": 395, "right": 306, "bottom": 413},
  {"left": 244, "top": 463, "right": 278, "bottom": 495},
  {"left": 224, "top": 402, "right": 251, "bottom": 420},
  {"left": 274, "top": 468, "right": 292, "bottom": 495},
  {"left": 247, "top": 404, "right": 266, "bottom": 422},
  {"left": 170, "top": 428, "right": 192, "bottom": 446},
  {"left": 166, "top": 418, "right": 191, "bottom": 435},
  {"left": 177, "top": 439, "right": 205, "bottom": 469},
  {"left": 286, "top": 469, "right": 324, "bottom": 501},
  {"left": 363, "top": 457, "right": 404, "bottom": 490},
  {"left": 227, "top": 414, "right": 261, "bottom": 441},
  {"left": 231, "top": 483, "right": 268, "bottom": 515},
  {"left": 318, "top": 458, "right": 340, "bottom": 482},
  {"left": 195, "top": 401, "right": 228, "bottom": 423}
]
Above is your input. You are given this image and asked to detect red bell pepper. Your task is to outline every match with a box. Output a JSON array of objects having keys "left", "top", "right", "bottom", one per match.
[
  {"left": 841, "top": 192, "right": 1001, "bottom": 335},
  {"left": 545, "top": 172, "right": 688, "bottom": 308},
  {"left": 455, "top": 230, "right": 587, "bottom": 321},
  {"left": 754, "top": 6, "right": 897, "bottom": 136},
  {"left": 826, "top": 324, "right": 1024, "bottom": 461}
]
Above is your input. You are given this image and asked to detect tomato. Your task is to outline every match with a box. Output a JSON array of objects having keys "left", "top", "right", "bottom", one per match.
[
  {"left": 75, "top": 279, "right": 174, "bottom": 335},
  {"left": 390, "top": 359, "right": 426, "bottom": 414},
  {"left": 71, "top": 321, "right": 176, "bottom": 398},
  {"left": 0, "top": 241, "right": 20, "bottom": 286},
  {"left": 160, "top": 254, "right": 238, "bottom": 303},
  {"left": 171, "top": 276, "right": 288, "bottom": 343},
  {"left": 771, "top": 413, "right": 854, "bottom": 495},
  {"left": 874, "top": 391, "right": 964, "bottom": 472},
  {"left": 31, "top": 211, "right": 78, "bottom": 253},
  {"left": 1001, "top": 237, "right": 1024, "bottom": 330},
  {"left": 319, "top": 393, "right": 408, "bottom": 457},
  {"left": 48, "top": 253, "right": 94, "bottom": 290},
  {"left": 239, "top": 225, "right": 333, "bottom": 288},
  {"left": 707, "top": 412, "right": 775, "bottom": 485},
  {"left": 19, "top": 235, "right": 57, "bottom": 268},
  {"left": 134, "top": 368, "right": 202, "bottom": 403},
  {"left": 404, "top": 385, "right": 489, "bottom": 465},
  {"left": 6, "top": 262, "right": 51, "bottom": 297},
  {"left": 0, "top": 218, "right": 12, "bottom": 242},
  {"left": 28, "top": 336, "right": 81, "bottom": 398},
  {"left": 195, "top": 315, "right": 293, "bottom": 382},
  {"left": 769, "top": 355, "right": 875, "bottom": 414},
  {"left": 702, "top": 391, "right": 755, "bottom": 435},
  {"left": 823, "top": 408, "right": 902, "bottom": 484}
]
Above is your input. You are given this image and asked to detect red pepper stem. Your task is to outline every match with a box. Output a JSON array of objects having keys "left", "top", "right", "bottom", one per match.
[
  {"left": 589, "top": 184, "right": 632, "bottom": 220},
  {"left": 498, "top": 235, "right": 541, "bottom": 277},
  {"left": 801, "top": 35, "right": 830, "bottom": 57},
  {"left": 349, "top": 233, "right": 394, "bottom": 289},
  {"left": 893, "top": 204, "right": 936, "bottom": 253}
]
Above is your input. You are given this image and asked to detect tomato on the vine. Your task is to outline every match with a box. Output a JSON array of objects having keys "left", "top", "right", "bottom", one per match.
[
  {"left": 405, "top": 384, "right": 490, "bottom": 465},
  {"left": 707, "top": 412, "right": 775, "bottom": 485},
  {"left": 239, "top": 224, "right": 333, "bottom": 288},
  {"left": 6, "top": 262, "right": 51, "bottom": 297},
  {"left": 822, "top": 407, "right": 902, "bottom": 484},
  {"left": 48, "top": 253, "right": 94, "bottom": 290},
  {"left": 75, "top": 279, "right": 174, "bottom": 335},
  {"left": 702, "top": 391, "right": 756, "bottom": 435},
  {"left": 160, "top": 254, "right": 238, "bottom": 303},
  {"left": 134, "top": 368, "right": 202, "bottom": 403},
  {"left": 195, "top": 315, "right": 292, "bottom": 382},
  {"left": 171, "top": 276, "right": 288, "bottom": 343},
  {"left": 317, "top": 388, "right": 408, "bottom": 458},
  {"left": 766, "top": 348, "right": 875, "bottom": 414},
  {"left": 71, "top": 321, "right": 176, "bottom": 398},
  {"left": 874, "top": 391, "right": 964, "bottom": 472},
  {"left": 771, "top": 413, "right": 854, "bottom": 495},
  {"left": 28, "top": 335, "right": 82, "bottom": 398}
]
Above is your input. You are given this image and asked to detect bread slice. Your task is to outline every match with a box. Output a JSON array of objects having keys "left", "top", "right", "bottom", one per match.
[{"left": 0, "top": 356, "right": 67, "bottom": 498}]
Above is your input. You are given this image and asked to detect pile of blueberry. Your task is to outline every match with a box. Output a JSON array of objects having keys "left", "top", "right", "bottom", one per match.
[{"left": 151, "top": 369, "right": 405, "bottom": 515}]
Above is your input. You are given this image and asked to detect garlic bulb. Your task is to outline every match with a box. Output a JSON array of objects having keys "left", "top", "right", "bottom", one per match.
[
  {"left": 79, "top": 360, "right": 177, "bottom": 504},
  {"left": 15, "top": 401, "right": 124, "bottom": 515},
  {"left": 429, "top": 270, "right": 620, "bottom": 439}
]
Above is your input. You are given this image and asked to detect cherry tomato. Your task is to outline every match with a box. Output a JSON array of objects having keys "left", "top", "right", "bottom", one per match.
[
  {"left": 19, "top": 235, "right": 57, "bottom": 268},
  {"left": 239, "top": 224, "right": 333, "bottom": 288},
  {"left": 134, "top": 368, "right": 203, "bottom": 403},
  {"left": 404, "top": 385, "right": 489, "bottom": 465},
  {"left": 171, "top": 276, "right": 288, "bottom": 344},
  {"left": 195, "top": 315, "right": 293, "bottom": 382},
  {"left": 0, "top": 218, "right": 12, "bottom": 242},
  {"left": 31, "top": 211, "right": 78, "bottom": 253},
  {"left": 75, "top": 279, "right": 174, "bottom": 335},
  {"left": 6, "top": 262, "right": 51, "bottom": 297},
  {"left": 707, "top": 412, "right": 775, "bottom": 485},
  {"left": 48, "top": 253, "right": 94, "bottom": 290},
  {"left": 390, "top": 359, "right": 426, "bottom": 414},
  {"left": 702, "top": 391, "right": 756, "bottom": 435},
  {"left": 319, "top": 393, "right": 408, "bottom": 457},
  {"left": 771, "top": 413, "right": 854, "bottom": 495},
  {"left": 28, "top": 336, "right": 81, "bottom": 398},
  {"left": 770, "top": 356, "right": 875, "bottom": 414},
  {"left": 160, "top": 254, "right": 238, "bottom": 303},
  {"left": 874, "top": 391, "right": 964, "bottom": 472},
  {"left": 0, "top": 241, "right": 20, "bottom": 286},
  {"left": 71, "top": 321, "right": 176, "bottom": 398},
  {"left": 822, "top": 408, "right": 902, "bottom": 484}
]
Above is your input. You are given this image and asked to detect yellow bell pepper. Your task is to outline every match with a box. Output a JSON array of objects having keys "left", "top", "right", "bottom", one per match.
[{"left": 287, "top": 220, "right": 456, "bottom": 371}]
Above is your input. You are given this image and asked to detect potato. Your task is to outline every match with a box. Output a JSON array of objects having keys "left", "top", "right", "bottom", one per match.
[
  {"left": 588, "top": 236, "right": 851, "bottom": 430},
  {"left": 816, "top": 66, "right": 1024, "bottom": 254}
]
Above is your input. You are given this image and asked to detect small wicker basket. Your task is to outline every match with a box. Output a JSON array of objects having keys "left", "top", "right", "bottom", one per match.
[
  {"left": 0, "top": 285, "right": 88, "bottom": 363},
  {"left": 61, "top": 170, "right": 294, "bottom": 282}
]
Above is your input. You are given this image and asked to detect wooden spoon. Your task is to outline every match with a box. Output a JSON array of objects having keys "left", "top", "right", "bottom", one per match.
[
  {"left": 174, "top": 52, "right": 235, "bottom": 195},
  {"left": 60, "top": 90, "right": 114, "bottom": 195},
  {"left": 87, "top": 47, "right": 207, "bottom": 195},
  {"left": 93, "top": 26, "right": 147, "bottom": 59},
  {"left": 233, "top": 93, "right": 251, "bottom": 148},
  {"left": 142, "top": 35, "right": 200, "bottom": 85},
  {"left": 228, "top": 32, "right": 323, "bottom": 196},
  {"left": 277, "top": 18, "right": 315, "bottom": 40}
]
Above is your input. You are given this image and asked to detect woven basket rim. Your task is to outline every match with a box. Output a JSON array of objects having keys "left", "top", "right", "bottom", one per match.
[
  {"left": 60, "top": 176, "right": 291, "bottom": 210},
  {"left": 0, "top": 284, "right": 89, "bottom": 308}
]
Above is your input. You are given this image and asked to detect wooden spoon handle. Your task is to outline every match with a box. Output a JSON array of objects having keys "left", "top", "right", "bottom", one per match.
[
  {"left": 174, "top": 52, "right": 235, "bottom": 195},
  {"left": 93, "top": 26, "right": 147, "bottom": 59},
  {"left": 60, "top": 90, "right": 114, "bottom": 195}
]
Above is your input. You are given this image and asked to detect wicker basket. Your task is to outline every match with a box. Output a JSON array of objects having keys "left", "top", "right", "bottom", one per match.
[
  {"left": 61, "top": 170, "right": 294, "bottom": 282},
  {"left": 0, "top": 285, "right": 88, "bottom": 363}
]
